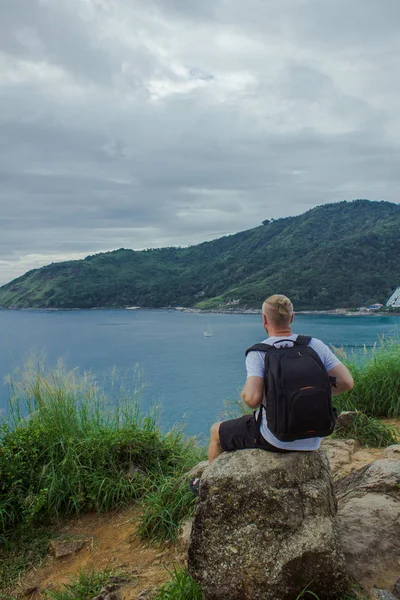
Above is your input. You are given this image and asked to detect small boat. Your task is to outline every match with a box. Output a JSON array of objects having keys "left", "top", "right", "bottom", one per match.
[{"left": 204, "top": 322, "right": 213, "bottom": 337}]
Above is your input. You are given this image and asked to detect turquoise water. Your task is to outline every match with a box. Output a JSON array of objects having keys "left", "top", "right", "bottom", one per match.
[{"left": 0, "top": 309, "right": 398, "bottom": 438}]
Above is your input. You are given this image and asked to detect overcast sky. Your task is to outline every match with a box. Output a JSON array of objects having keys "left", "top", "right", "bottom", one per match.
[{"left": 1, "top": 0, "right": 400, "bottom": 285}]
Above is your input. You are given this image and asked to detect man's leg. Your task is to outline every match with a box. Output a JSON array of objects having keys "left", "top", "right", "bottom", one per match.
[
  {"left": 208, "top": 421, "right": 223, "bottom": 463},
  {"left": 189, "top": 422, "right": 223, "bottom": 494}
]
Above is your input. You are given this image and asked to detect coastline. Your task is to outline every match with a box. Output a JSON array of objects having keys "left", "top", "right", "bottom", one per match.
[
  {"left": 178, "top": 307, "right": 399, "bottom": 317},
  {"left": 1, "top": 306, "right": 399, "bottom": 317}
]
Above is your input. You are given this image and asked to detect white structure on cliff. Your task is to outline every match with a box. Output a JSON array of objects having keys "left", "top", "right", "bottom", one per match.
[{"left": 386, "top": 287, "right": 400, "bottom": 308}]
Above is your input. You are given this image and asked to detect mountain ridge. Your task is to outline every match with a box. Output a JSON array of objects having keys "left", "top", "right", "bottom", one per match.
[{"left": 1, "top": 199, "right": 399, "bottom": 310}]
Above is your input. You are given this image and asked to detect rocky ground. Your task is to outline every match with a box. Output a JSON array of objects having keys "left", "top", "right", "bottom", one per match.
[{"left": 12, "top": 421, "right": 400, "bottom": 600}]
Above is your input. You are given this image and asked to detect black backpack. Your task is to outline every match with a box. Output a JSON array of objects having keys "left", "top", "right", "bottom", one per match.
[{"left": 245, "top": 335, "right": 337, "bottom": 442}]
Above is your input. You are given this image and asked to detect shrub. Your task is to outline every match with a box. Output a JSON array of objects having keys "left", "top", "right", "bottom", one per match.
[
  {"left": 334, "top": 338, "right": 400, "bottom": 417},
  {"left": 0, "top": 360, "right": 204, "bottom": 536}
]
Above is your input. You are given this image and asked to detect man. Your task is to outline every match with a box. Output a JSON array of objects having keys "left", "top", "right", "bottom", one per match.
[{"left": 207, "top": 294, "right": 354, "bottom": 466}]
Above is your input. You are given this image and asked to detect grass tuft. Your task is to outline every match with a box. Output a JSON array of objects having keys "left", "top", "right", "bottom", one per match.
[
  {"left": 137, "top": 476, "right": 197, "bottom": 543},
  {"left": 45, "top": 569, "right": 125, "bottom": 600},
  {"left": 333, "top": 412, "right": 399, "bottom": 447},
  {"left": 153, "top": 567, "right": 204, "bottom": 600}
]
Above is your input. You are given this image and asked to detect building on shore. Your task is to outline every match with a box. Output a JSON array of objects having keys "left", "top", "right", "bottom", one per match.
[
  {"left": 369, "top": 303, "right": 383, "bottom": 310},
  {"left": 386, "top": 287, "right": 400, "bottom": 308}
]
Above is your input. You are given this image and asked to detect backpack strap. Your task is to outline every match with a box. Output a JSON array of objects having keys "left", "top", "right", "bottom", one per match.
[
  {"left": 271, "top": 339, "right": 297, "bottom": 347},
  {"left": 245, "top": 343, "right": 272, "bottom": 356},
  {"left": 294, "top": 335, "right": 312, "bottom": 346},
  {"left": 246, "top": 336, "right": 311, "bottom": 355}
]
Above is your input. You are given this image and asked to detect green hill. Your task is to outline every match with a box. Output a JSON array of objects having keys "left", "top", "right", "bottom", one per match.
[{"left": 1, "top": 199, "right": 399, "bottom": 310}]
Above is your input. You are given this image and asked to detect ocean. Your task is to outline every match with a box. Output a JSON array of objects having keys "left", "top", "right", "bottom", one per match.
[{"left": 0, "top": 309, "right": 398, "bottom": 439}]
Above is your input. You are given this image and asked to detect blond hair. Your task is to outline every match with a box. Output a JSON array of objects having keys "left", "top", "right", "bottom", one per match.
[{"left": 262, "top": 294, "right": 293, "bottom": 327}]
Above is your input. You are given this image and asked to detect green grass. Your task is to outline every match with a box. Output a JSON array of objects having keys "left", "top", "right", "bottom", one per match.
[
  {"left": 137, "top": 475, "right": 198, "bottom": 543},
  {"left": 153, "top": 567, "right": 204, "bottom": 600},
  {"left": 0, "top": 359, "right": 204, "bottom": 538},
  {"left": 45, "top": 569, "right": 127, "bottom": 600},
  {"left": 0, "top": 527, "right": 53, "bottom": 596},
  {"left": 333, "top": 411, "right": 399, "bottom": 447},
  {"left": 334, "top": 338, "right": 400, "bottom": 418}
]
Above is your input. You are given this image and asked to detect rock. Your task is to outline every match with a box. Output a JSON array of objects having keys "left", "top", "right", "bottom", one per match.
[
  {"left": 188, "top": 449, "right": 348, "bottom": 600},
  {"left": 394, "top": 577, "right": 400, "bottom": 599},
  {"left": 370, "top": 590, "right": 397, "bottom": 600},
  {"left": 22, "top": 586, "right": 41, "bottom": 597},
  {"left": 126, "top": 464, "right": 147, "bottom": 480},
  {"left": 187, "top": 460, "right": 208, "bottom": 480},
  {"left": 335, "top": 459, "right": 400, "bottom": 501},
  {"left": 336, "top": 411, "right": 359, "bottom": 427},
  {"left": 49, "top": 538, "right": 85, "bottom": 558},
  {"left": 384, "top": 445, "right": 400, "bottom": 460},
  {"left": 91, "top": 577, "right": 130, "bottom": 600},
  {"left": 336, "top": 459, "right": 400, "bottom": 589},
  {"left": 92, "top": 592, "right": 119, "bottom": 600},
  {"left": 177, "top": 517, "right": 193, "bottom": 553},
  {"left": 321, "top": 438, "right": 357, "bottom": 474}
]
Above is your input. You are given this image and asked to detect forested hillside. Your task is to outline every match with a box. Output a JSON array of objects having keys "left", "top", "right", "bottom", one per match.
[{"left": 0, "top": 199, "right": 399, "bottom": 310}]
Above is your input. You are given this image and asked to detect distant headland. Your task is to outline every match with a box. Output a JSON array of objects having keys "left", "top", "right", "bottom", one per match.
[{"left": 0, "top": 199, "right": 399, "bottom": 312}]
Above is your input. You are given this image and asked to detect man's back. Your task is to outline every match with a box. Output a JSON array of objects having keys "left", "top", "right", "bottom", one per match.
[
  {"left": 203, "top": 293, "right": 353, "bottom": 467},
  {"left": 246, "top": 333, "right": 341, "bottom": 450}
]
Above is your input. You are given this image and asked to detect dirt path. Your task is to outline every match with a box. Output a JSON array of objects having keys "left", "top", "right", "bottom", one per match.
[{"left": 15, "top": 508, "right": 184, "bottom": 599}]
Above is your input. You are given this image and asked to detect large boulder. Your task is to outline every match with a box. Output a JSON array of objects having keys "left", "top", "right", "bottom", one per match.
[
  {"left": 188, "top": 449, "right": 348, "bottom": 600},
  {"left": 335, "top": 459, "right": 400, "bottom": 590}
]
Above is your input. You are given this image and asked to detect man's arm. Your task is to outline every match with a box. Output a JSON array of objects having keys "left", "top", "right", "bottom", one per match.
[
  {"left": 241, "top": 376, "right": 264, "bottom": 408},
  {"left": 327, "top": 363, "right": 354, "bottom": 395}
]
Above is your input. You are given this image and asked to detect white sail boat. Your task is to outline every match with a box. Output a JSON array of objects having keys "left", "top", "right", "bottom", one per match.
[{"left": 203, "top": 322, "right": 213, "bottom": 337}]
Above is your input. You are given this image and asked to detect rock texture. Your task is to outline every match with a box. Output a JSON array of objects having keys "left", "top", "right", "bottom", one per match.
[
  {"left": 394, "top": 577, "right": 400, "bottom": 599},
  {"left": 335, "top": 459, "right": 400, "bottom": 589},
  {"left": 370, "top": 591, "right": 398, "bottom": 600},
  {"left": 187, "top": 460, "right": 209, "bottom": 480},
  {"left": 321, "top": 438, "right": 357, "bottom": 474},
  {"left": 91, "top": 576, "right": 130, "bottom": 600},
  {"left": 384, "top": 445, "right": 400, "bottom": 460},
  {"left": 49, "top": 538, "right": 86, "bottom": 559},
  {"left": 188, "top": 449, "right": 348, "bottom": 600},
  {"left": 335, "top": 411, "right": 358, "bottom": 427},
  {"left": 177, "top": 517, "right": 194, "bottom": 553}
]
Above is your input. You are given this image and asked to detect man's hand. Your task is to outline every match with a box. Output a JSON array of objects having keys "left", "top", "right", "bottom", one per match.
[
  {"left": 327, "top": 363, "right": 354, "bottom": 395},
  {"left": 241, "top": 376, "right": 264, "bottom": 408}
]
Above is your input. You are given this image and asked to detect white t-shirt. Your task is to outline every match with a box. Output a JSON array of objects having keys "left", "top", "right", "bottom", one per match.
[{"left": 246, "top": 334, "right": 341, "bottom": 451}]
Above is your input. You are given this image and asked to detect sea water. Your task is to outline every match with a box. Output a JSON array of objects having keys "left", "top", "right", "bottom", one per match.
[{"left": 0, "top": 309, "right": 398, "bottom": 438}]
